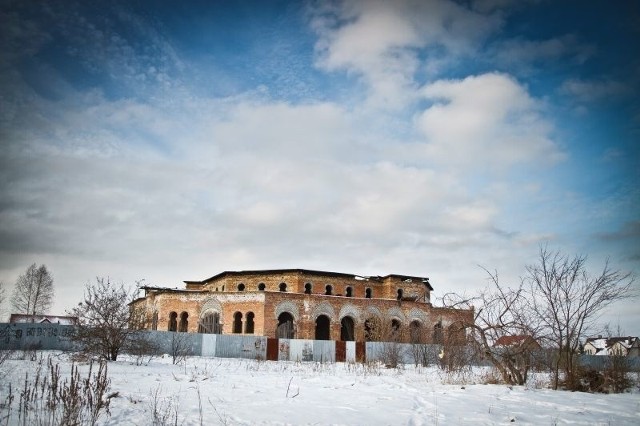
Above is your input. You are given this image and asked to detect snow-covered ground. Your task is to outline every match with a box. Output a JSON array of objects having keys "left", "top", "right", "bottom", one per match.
[{"left": 1, "top": 352, "right": 639, "bottom": 425}]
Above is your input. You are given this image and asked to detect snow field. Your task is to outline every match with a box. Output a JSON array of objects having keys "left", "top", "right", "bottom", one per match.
[{"left": 0, "top": 352, "right": 638, "bottom": 425}]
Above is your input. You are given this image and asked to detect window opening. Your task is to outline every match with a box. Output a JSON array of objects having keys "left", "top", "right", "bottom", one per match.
[
  {"left": 168, "top": 312, "right": 177, "bottom": 332},
  {"left": 233, "top": 312, "right": 243, "bottom": 334},
  {"left": 178, "top": 312, "right": 188, "bottom": 332},
  {"left": 245, "top": 312, "right": 255, "bottom": 334}
]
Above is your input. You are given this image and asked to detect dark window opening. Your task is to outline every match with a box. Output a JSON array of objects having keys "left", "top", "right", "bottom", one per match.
[
  {"left": 315, "top": 315, "right": 331, "bottom": 340},
  {"left": 345, "top": 286, "right": 353, "bottom": 297},
  {"left": 245, "top": 312, "right": 255, "bottom": 334},
  {"left": 304, "top": 283, "right": 312, "bottom": 294},
  {"left": 340, "top": 316, "right": 355, "bottom": 341},
  {"left": 409, "top": 320, "right": 422, "bottom": 343},
  {"left": 233, "top": 312, "right": 243, "bottom": 334},
  {"left": 238, "top": 283, "right": 245, "bottom": 291},
  {"left": 365, "top": 288, "right": 372, "bottom": 298},
  {"left": 168, "top": 312, "right": 177, "bottom": 332},
  {"left": 258, "top": 283, "right": 266, "bottom": 291},
  {"left": 433, "top": 322, "right": 444, "bottom": 344},
  {"left": 277, "top": 312, "right": 295, "bottom": 338},
  {"left": 178, "top": 312, "right": 189, "bottom": 332},
  {"left": 325, "top": 285, "right": 333, "bottom": 295},
  {"left": 397, "top": 289, "right": 403, "bottom": 300},
  {"left": 279, "top": 282, "right": 287, "bottom": 292},
  {"left": 390, "top": 319, "right": 401, "bottom": 341}
]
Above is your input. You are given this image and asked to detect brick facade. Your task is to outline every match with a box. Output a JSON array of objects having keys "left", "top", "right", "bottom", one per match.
[{"left": 131, "top": 269, "right": 473, "bottom": 344}]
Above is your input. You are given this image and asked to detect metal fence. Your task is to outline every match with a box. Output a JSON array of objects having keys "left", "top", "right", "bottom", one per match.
[{"left": 2, "top": 323, "right": 639, "bottom": 370}]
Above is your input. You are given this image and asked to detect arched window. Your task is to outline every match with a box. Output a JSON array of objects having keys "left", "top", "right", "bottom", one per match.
[
  {"left": 433, "top": 322, "right": 444, "bottom": 344},
  {"left": 233, "top": 312, "right": 243, "bottom": 334},
  {"left": 151, "top": 312, "right": 158, "bottom": 331},
  {"left": 390, "top": 319, "right": 401, "bottom": 341},
  {"left": 179, "top": 312, "right": 189, "bottom": 332},
  {"left": 365, "top": 288, "right": 372, "bottom": 298},
  {"left": 304, "top": 283, "right": 312, "bottom": 294},
  {"left": 277, "top": 312, "right": 295, "bottom": 339},
  {"left": 168, "top": 312, "right": 177, "bottom": 332},
  {"left": 325, "top": 285, "right": 333, "bottom": 295},
  {"left": 198, "top": 313, "right": 221, "bottom": 334},
  {"left": 279, "top": 282, "right": 287, "bottom": 292},
  {"left": 409, "top": 320, "right": 422, "bottom": 343},
  {"left": 345, "top": 286, "right": 353, "bottom": 297},
  {"left": 245, "top": 312, "right": 255, "bottom": 334},
  {"left": 238, "top": 283, "right": 245, "bottom": 291},
  {"left": 364, "top": 317, "right": 380, "bottom": 341},
  {"left": 397, "top": 289, "right": 403, "bottom": 300},
  {"left": 258, "top": 283, "right": 266, "bottom": 291}
]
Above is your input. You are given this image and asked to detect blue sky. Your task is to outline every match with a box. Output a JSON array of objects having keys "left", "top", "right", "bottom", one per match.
[{"left": 1, "top": 0, "right": 638, "bottom": 335}]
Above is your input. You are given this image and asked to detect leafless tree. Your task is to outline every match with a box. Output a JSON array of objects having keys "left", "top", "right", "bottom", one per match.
[
  {"left": 0, "top": 280, "right": 6, "bottom": 320},
  {"left": 441, "top": 269, "right": 540, "bottom": 385},
  {"left": 525, "top": 246, "right": 635, "bottom": 390},
  {"left": 11, "top": 263, "right": 54, "bottom": 318},
  {"left": 69, "top": 277, "right": 146, "bottom": 361}
]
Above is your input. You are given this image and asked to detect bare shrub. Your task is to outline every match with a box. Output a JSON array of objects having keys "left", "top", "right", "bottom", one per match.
[
  {"left": 171, "top": 332, "right": 191, "bottom": 365},
  {"left": 6, "top": 355, "right": 113, "bottom": 425},
  {"left": 125, "top": 331, "right": 160, "bottom": 366},
  {"left": 604, "top": 354, "right": 632, "bottom": 393},
  {"left": 69, "top": 277, "right": 146, "bottom": 361},
  {"left": 148, "top": 386, "right": 180, "bottom": 426}
]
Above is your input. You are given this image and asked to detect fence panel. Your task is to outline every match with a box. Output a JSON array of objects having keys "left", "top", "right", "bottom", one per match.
[
  {"left": 0, "top": 323, "right": 76, "bottom": 351},
  {"left": 215, "top": 334, "right": 266, "bottom": 360},
  {"left": 287, "top": 339, "right": 314, "bottom": 362},
  {"left": 313, "top": 340, "right": 335, "bottom": 362},
  {"left": 201, "top": 333, "right": 217, "bottom": 357}
]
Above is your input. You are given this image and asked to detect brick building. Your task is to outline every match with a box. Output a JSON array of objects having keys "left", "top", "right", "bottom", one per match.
[{"left": 131, "top": 269, "right": 472, "bottom": 343}]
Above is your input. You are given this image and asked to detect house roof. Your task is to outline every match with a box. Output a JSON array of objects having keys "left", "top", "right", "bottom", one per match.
[
  {"left": 9, "top": 314, "right": 78, "bottom": 325},
  {"left": 494, "top": 335, "right": 538, "bottom": 347},
  {"left": 184, "top": 268, "right": 434, "bottom": 290},
  {"left": 584, "top": 336, "right": 638, "bottom": 355}
]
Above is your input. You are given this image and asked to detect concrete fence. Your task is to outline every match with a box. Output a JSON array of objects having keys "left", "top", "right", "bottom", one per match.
[{"left": 2, "top": 323, "right": 638, "bottom": 370}]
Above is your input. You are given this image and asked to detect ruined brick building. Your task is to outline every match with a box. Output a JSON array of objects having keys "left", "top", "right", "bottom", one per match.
[{"left": 131, "top": 269, "right": 472, "bottom": 343}]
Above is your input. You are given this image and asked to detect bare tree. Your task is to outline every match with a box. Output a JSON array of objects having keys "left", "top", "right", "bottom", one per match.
[
  {"left": 0, "top": 280, "right": 6, "bottom": 320},
  {"left": 69, "top": 277, "right": 146, "bottom": 361},
  {"left": 11, "top": 263, "right": 54, "bottom": 318},
  {"left": 441, "top": 269, "right": 540, "bottom": 385},
  {"left": 525, "top": 246, "right": 635, "bottom": 390}
]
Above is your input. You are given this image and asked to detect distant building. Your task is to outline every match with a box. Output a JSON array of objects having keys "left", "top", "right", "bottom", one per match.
[
  {"left": 9, "top": 314, "right": 78, "bottom": 326},
  {"left": 130, "top": 268, "right": 473, "bottom": 343},
  {"left": 583, "top": 336, "right": 639, "bottom": 357},
  {"left": 494, "top": 335, "right": 541, "bottom": 351}
]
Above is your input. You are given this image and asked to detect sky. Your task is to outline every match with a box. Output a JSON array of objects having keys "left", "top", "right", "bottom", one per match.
[{"left": 0, "top": 0, "right": 638, "bottom": 335}]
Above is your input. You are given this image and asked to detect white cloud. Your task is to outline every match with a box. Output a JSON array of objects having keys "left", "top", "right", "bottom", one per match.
[
  {"left": 310, "top": 0, "right": 500, "bottom": 108},
  {"left": 414, "top": 73, "right": 564, "bottom": 170}
]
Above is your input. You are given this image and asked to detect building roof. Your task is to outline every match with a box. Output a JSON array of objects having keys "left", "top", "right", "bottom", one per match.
[
  {"left": 494, "top": 335, "right": 538, "bottom": 347},
  {"left": 9, "top": 314, "right": 78, "bottom": 325},
  {"left": 184, "top": 268, "right": 434, "bottom": 290},
  {"left": 584, "top": 336, "right": 638, "bottom": 355}
]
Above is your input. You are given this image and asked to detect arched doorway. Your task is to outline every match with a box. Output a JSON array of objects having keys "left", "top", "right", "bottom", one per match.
[
  {"left": 315, "top": 315, "right": 331, "bottom": 340},
  {"left": 340, "top": 316, "right": 355, "bottom": 341},
  {"left": 277, "top": 312, "right": 295, "bottom": 338},
  {"left": 198, "top": 313, "right": 221, "bottom": 334}
]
